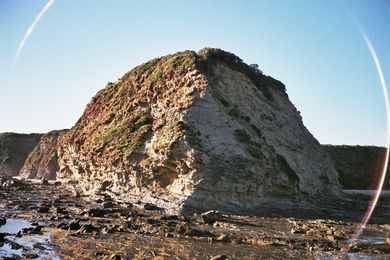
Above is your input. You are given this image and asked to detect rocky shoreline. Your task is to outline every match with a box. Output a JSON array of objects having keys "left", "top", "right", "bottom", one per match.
[
  {"left": 1, "top": 49, "right": 389, "bottom": 259},
  {"left": 1, "top": 178, "right": 389, "bottom": 259}
]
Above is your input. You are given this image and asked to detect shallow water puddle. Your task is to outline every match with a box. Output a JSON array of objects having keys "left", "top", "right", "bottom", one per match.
[
  {"left": 0, "top": 218, "right": 32, "bottom": 234},
  {"left": 316, "top": 252, "right": 388, "bottom": 260},
  {"left": 357, "top": 230, "right": 389, "bottom": 245},
  {"left": 316, "top": 229, "right": 390, "bottom": 260},
  {"left": 0, "top": 218, "right": 58, "bottom": 259}
]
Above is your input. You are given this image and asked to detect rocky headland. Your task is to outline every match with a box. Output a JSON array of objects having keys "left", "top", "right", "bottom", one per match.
[
  {"left": 0, "top": 48, "right": 389, "bottom": 259},
  {"left": 56, "top": 48, "right": 341, "bottom": 213}
]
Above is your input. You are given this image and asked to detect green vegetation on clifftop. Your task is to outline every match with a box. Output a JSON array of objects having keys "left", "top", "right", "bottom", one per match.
[
  {"left": 64, "top": 48, "right": 289, "bottom": 166},
  {"left": 122, "top": 48, "right": 287, "bottom": 100}
]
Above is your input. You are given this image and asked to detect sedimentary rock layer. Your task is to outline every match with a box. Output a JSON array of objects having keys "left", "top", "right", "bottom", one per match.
[
  {"left": 57, "top": 48, "right": 341, "bottom": 212},
  {"left": 19, "top": 130, "right": 67, "bottom": 181}
]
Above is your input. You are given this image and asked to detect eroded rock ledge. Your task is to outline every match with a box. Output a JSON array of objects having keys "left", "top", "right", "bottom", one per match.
[{"left": 56, "top": 48, "right": 341, "bottom": 213}]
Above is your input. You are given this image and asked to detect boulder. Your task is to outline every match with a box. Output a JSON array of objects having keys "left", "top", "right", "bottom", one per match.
[{"left": 201, "top": 210, "right": 222, "bottom": 224}]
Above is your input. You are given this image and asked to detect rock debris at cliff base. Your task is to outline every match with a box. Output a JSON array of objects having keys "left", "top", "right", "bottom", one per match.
[{"left": 0, "top": 179, "right": 389, "bottom": 259}]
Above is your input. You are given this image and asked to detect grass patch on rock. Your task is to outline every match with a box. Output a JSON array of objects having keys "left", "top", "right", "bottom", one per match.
[{"left": 95, "top": 112, "right": 152, "bottom": 158}]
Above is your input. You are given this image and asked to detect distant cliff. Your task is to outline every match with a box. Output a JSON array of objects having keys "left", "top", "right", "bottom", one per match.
[
  {"left": 0, "top": 133, "right": 41, "bottom": 177},
  {"left": 19, "top": 130, "right": 68, "bottom": 181},
  {"left": 323, "top": 145, "right": 390, "bottom": 189}
]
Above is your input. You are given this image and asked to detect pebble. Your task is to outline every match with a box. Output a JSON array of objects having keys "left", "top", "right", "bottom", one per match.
[{"left": 201, "top": 210, "right": 222, "bottom": 224}]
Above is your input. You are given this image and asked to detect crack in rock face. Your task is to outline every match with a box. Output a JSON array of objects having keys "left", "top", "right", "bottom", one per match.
[{"left": 54, "top": 48, "right": 341, "bottom": 213}]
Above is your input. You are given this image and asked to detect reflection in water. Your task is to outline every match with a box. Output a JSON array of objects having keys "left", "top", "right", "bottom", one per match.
[
  {"left": 0, "top": 218, "right": 32, "bottom": 234},
  {"left": 0, "top": 218, "right": 58, "bottom": 259}
]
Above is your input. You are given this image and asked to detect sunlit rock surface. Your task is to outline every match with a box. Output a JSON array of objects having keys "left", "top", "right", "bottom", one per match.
[
  {"left": 56, "top": 48, "right": 341, "bottom": 213},
  {"left": 19, "top": 130, "right": 68, "bottom": 181}
]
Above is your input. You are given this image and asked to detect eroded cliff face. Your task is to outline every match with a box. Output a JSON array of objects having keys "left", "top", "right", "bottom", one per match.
[
  {"left": 0, "top": 133, "right": 41, "bottom": 177},
  {"left": 19, "top": 130, "right": 68, "bottom": 181},
  {"left": 57, "top": 48, "right": 341, "bottom": 213}
]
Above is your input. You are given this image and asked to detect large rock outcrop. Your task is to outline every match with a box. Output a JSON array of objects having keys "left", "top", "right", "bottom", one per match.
[
  {"left": 323, "top": 145, "right": 390, "bottom": 189},
  {"left": 0, "top": 133, "right": 41, "bottom": 177},
  {"left": 19, "top": 130, "right": 68, "bottom": 181},
  {"left": 57, "top": 48, "right": 341, "bottom": 213}
]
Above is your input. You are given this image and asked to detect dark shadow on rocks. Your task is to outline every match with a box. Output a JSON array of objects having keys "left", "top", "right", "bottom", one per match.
[
  {"left": 0, "top": 133, "right": 41, "bottom": 177},
  {"left": 181, "top": 183, "right": 390, "bottom": 225}
]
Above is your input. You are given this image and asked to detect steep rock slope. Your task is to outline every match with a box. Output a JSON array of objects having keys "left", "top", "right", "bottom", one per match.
[
  {"left": 0, "top": 133, "right": 41, "bottom": 177},
  {"left": 323, "top": 145, "right": 390, "bottom": 189},
  {"left": 58, "top": 48, "right": 341, "bottom": 212},
  {"left": 19, "top": 130, "right": 68, "bottom": 181}
]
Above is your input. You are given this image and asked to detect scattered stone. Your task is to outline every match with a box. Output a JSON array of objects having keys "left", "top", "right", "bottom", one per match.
[
  {"left": 9, "top": 240, "right": 23, "bottom": 250},
  {"left": 79, "top": 224, "right": 99, "bottom": 234},
  {"left": 210, "top": 254, "right": 227, "bottom": 260},
  {"left": 88, "top": 208, "right": 108, "bottom": 217},
  {"left": 0, "top": 233, "right": 8, "bottom": 242},
  {"left": 24, "top": 252, "right": 39, "bottom": 259},
  {"left": 66, "top": 221, "right": 81, "bottom": 231},
  {"left": 101, "top": 226, "right": 116, "bottom": 234},
  {"left": 1, "top": 179, "right": 26, "bottom": 189},
  {"left": 216, "top": 234, "right": 231, "bottom": 243},
  {"left": 110, "top": 254, "right": 121, "bottom": 260},
  {"left": 56, "top": 207, "right": 68, "bottom": 214},
  {"left": 37, "top": 206, "right": 51, "bottom": 213},
  {"left": 56, "top": 222, "right": 66, "bottom": 229},
  {"left": 99, "top": 181, "right": 112, "bottom": 192},
  {"left": 146, "top": 218, "right": 159, "bottom": 225},
  {"left": 174, "top": 223, "right": 215, "bottom": 238},
  {"left": 95, "top": 251, "right": 108, "bottom": 257},
  {"left": 201, "top": 210, "right": 222, "bottom": 224},
  {"left": 143, "top": 203, "right": 161, "bottom": 211},
  {"left": 18, "top": 226, "right": 43, "bottom": 235},
  {"left": 291, "top": 228, "right": 305, "bottom": 234},
  {"left": 13, "top": 204, "right": 27, "bottom": 210},
  {"left": 124, "top": 202, "right": 133, "bottom": 208},
  {"left": 103, "top": 201, "right": 116, "bottom": 208}
]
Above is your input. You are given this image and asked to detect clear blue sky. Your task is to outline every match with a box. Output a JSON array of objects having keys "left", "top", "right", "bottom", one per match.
[{"left": 0, "top": 0, "right": 389, "bottom": 146}]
